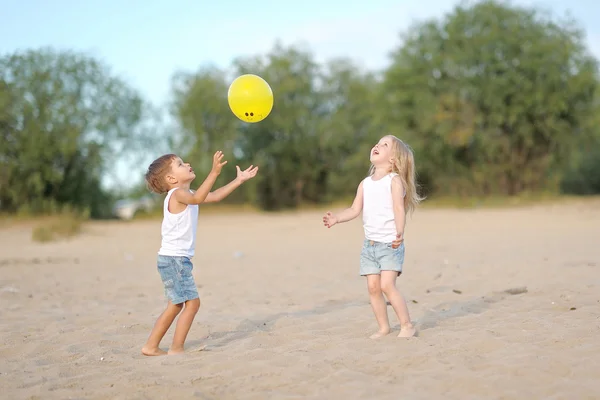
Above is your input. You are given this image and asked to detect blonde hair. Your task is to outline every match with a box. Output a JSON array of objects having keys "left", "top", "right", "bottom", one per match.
[
  {"left": 369, "top": 135, "right": 424, "bottom": 215},
  {"left": 145, "top": 154, "right": 177, "bottom": 194}
]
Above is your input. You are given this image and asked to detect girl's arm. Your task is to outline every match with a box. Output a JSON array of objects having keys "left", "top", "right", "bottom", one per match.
[
  {"left": 337, "top": 181, "right": 364, "bottom": 222},
  {"left": 324, "top": 181, "right": 364, "bottom": 227},
  {"left": 391, "top": 176, "right": 406, "bottom": 238}
]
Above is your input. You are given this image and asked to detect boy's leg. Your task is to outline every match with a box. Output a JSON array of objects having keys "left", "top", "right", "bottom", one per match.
[
  {"left": 366, "top": 274, "right": 391, "bottom": 339},
  {"left": 169, "top": 298, "right": 200, "bottom": 354},
  {"left": 142, "top": 300, "right": 183, "bottom": 356},
  {"left": 168, "top": 256, "right": 201, "bottom": 355}
]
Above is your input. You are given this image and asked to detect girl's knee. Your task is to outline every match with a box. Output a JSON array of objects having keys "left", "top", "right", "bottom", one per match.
[
  {"left": 380, "top": 281, "right": 397, "bottom": 295},
  {"left": 368, "top": 282, "right": 382, "bottom": 296}
]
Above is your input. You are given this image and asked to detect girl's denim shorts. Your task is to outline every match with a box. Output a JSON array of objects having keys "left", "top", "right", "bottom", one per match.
[{"left": 359, "top": 239, "right": 405, "bottom": 276}]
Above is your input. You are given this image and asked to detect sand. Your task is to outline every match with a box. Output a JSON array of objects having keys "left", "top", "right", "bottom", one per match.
[{"left": 1, "top": 201, "right": 600, "bottom": 399}]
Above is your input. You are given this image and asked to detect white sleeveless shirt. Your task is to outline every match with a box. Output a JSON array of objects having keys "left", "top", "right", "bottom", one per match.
[
  {"left": 362, "top": 173, "right": 402, "bottom": 243},
  {"left": 158, "top": 188, "right": 199, "bottom": 257}
]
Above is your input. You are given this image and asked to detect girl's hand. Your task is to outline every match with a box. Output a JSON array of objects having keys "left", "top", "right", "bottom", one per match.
[
  {"left": 391, "top": 232, "right": 404, "bottom": 248},
  {"left": 236, "top": 165, "right": 259, "bottom": 183},
  {"left": 211, "top": 151, "right": 228, "bottom": 175},
  {"left": 323, "top": 211, "right": 338, "bottom": 228}
]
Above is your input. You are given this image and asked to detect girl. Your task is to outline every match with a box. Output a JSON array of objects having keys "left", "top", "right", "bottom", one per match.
[
  {"left": 322, "top": 135, "right": 423, "bottom": 339},
  {"left": 142, "top": 151, "right": 258, "bottom": 355}
]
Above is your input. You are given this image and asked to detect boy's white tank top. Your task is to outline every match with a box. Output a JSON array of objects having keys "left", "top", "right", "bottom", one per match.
[
  {"left": 362, "top": 173, "right": 403, "bottom": 243},
  {"left": 158, "top": 188, "right": 199, "bottom": 257}
]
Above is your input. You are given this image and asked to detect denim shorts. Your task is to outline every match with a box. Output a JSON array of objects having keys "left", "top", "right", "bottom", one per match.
[
  {"left": 157, "top": 255, "right": 199, "bottom": 305},
  {"left": 359, "top": 239, "right": 405, "bottom": 276}
]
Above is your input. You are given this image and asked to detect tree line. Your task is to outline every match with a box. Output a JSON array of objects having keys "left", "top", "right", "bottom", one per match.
[{"left": 1, "top": 0, "right": 599, "bottom": 218}]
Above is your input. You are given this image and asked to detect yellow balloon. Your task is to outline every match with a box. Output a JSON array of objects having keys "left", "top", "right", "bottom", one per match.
[{"left": 227, "top": 74, "right": 274, "bottom": 123}]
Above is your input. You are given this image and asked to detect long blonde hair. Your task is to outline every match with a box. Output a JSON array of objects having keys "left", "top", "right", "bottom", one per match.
[{"left": 368, "top": 135, "right": 424, "bottom": 215}]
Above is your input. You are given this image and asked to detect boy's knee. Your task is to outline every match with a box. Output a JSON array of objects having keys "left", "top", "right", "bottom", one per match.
[
  {"left": 168, "top": 301, "right": 184, "bottom": 312},
  {"left": 185, "top": 298, "right": 200, "bottom": 313}
]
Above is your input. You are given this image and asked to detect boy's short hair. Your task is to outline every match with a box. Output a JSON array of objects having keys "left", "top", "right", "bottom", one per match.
[{"left": 145, "top": 154, "right": 177, "bottom": 194}]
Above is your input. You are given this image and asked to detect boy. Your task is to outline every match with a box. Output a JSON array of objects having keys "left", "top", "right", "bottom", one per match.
[{"left": 142, "top": 151, "right": 258, "bottom": 355}]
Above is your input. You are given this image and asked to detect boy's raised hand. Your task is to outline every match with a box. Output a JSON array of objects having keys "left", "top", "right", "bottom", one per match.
[
  {"left": 211, "top": 151, "right": 227, "bottom": 175},
  {"left": 236, "top": 165, "right": 259, "bottom": 183}
]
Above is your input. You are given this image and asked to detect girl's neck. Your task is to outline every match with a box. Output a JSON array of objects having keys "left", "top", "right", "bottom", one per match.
[{"left": 371, "top": 166, "right": 391, "bottom": 180}]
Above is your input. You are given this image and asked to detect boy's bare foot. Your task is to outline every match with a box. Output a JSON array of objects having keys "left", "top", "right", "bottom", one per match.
[
  {"left": 369, "top": 328, "right": 390, "bottom": 339},
  {"left": 168, "top": 347, "right": 185, "bottom": 355},
  {"left": 398, "top": 324, "right": 416, "bottom": 338},
  {"left": 141, "top": 346, "right": 167, "bottom": 356}
]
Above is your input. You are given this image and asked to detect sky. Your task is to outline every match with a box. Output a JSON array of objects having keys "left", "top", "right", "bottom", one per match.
[{"left": 2, "top": 0, "right": 599, "bottom": 189}]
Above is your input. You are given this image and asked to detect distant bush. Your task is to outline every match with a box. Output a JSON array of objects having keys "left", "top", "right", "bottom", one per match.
[
  {"left": 31, "top": 207, "right": 89, "bottom": 243},
  {"left": 561, "top": 145, "right": 600, "bottom": 195}
]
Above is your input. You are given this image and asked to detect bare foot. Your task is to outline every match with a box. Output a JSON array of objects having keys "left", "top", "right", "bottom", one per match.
[
  {"left": 398, "top": 324, "right": 416, "bottom": 338},
  {"left": 141, "top": 346, "right": 167, "bottom": 356},
  {"left": 369, "top": 329, "right": 390, "bottom": 339},
  {"left": 168, "top": 347, "right": 185, "bottom": 355}
]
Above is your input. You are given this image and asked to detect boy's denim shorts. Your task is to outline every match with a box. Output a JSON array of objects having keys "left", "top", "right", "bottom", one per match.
[
  {"left": 157, "top": 255, "right": 199, "bottom": 305},
  {"left": 359, "top": 239, "right": 405, "bottom": 276}
]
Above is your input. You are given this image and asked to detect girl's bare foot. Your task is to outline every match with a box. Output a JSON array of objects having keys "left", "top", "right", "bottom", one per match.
[
  {"left": 141, "top": 346, "right": 167, "bottom": 356},
  {"left": 398, "top": 323, "right": 416, "bottom": 338},
  {"left": 369, "top": 328, "right": 390, "bottom": 339}
]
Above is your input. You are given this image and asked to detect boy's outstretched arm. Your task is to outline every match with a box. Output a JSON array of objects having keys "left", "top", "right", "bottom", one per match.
[
  {"left": 173, "top": 151, "right": 227, "bottom": 205},
  {"left": 204, "top": 165, "right": 259, "bottom": 203}
]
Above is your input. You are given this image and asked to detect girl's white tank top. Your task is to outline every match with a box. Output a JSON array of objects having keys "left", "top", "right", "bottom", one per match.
[
  {"left": 158, "top": 188, "right": 199, "bottom": 257},
  {"left": 362, "top": 173, "right": 403, "bottom": 243}
]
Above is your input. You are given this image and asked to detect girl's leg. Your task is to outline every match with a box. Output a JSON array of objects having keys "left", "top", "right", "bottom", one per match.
[
  {"left": 380, "top": 271, "right": 416, "bottom": 338},
  {"left": 142, "top": 300, "right": 183, "bottom": 356},
  {"left": 169, "top": 298, "right": 201, "bottom": 354},
  {"left": 366, "top": 274, "right": 391, "bottom": 339}
]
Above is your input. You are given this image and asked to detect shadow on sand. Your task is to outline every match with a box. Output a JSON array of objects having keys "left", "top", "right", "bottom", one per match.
[
  {"left": 417, "top": 286, "right": 528, "bottom": 330},
  {"left": 187, "top": 287, "right": 527, "bottom": 348},
  {"left": 189, "top": 299, "right": 365, "bottom": 349}
]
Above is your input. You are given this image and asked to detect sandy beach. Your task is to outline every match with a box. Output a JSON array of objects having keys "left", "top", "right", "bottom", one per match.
[{"left": 1, "top": 201, "right": 599, "bottom": 400}]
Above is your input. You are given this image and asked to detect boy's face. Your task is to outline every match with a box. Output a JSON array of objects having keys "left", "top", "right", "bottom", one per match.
[{"left": 166, "top": 157, "right": 196, "bottom": 186}]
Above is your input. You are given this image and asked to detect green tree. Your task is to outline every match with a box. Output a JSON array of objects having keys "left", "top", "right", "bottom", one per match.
[
  {"left": 229, "top": 43, "right": 326, "bottom": 209},
  {"left": 0, "top": 48, "right": 149, "bottom": 217},
  {"left": 383, "top": 0, "right": 599, "bottom": 196},
  {"left": 169, "top": 65, "right": 241, "bottom": 200},
  {"left": 319, "top": 58, "right": 383, "bottom": 200},
  {"left": 169, "top": 44, "right": 385, "bottom": 210},
  {"left": 170, "top": 66, "right": 237, "bottom": 169},
  {"left": 560, "top": 86, "right": 600, "bottom": 194}
]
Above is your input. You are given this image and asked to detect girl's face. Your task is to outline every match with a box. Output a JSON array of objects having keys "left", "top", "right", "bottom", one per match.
[{"left": 370, "top": 136, "right": 394, "bottom": 165}]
